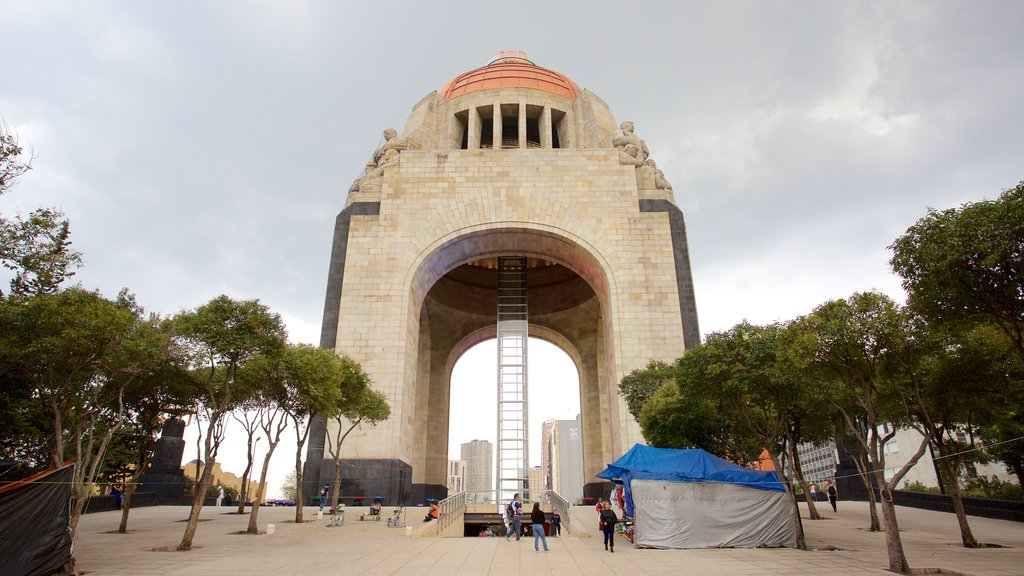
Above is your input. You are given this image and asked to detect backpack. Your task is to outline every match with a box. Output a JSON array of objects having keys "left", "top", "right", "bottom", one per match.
[{"left": 506, "top": 502, "right": 515, "bottom": 517}]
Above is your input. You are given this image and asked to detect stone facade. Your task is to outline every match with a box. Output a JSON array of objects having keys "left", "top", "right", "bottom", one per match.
[{"left": 305, "top": 54, "right": 699, "bottom": 504}]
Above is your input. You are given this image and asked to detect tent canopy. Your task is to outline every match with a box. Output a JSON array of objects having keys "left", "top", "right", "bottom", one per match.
[
  {"left": 595, "top": 445, "right": 798, "bottom": 549},
  {"left": 597, "top": 444, "right": 786, "bottom": 492}
]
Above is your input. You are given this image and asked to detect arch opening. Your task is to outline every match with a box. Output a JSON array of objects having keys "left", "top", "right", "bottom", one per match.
[{"left": 446, "top": 337, "right": 580, "bottom": 503}]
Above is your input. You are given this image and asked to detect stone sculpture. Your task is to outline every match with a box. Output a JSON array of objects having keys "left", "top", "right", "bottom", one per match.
[
  {"left": 645, "top": 159, "right": 672, "bottom": 191},
  {"left": 612, "top": 121, "right": 649, "bottom": 161},
  {"left": 349, "top": 128, "right": 413, "bottom": 194}
]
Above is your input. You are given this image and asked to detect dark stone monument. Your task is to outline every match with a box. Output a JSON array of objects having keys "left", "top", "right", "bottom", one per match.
[{"left": 138, "top": 417, "right": 186, "bottom": 504}]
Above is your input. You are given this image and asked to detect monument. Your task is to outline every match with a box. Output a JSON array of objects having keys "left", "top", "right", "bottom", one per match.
[{"left": 304, "top": 52, "right": 699, "bottom": 503}]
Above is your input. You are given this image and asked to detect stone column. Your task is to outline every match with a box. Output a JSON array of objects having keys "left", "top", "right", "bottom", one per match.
[
  {"left": 468, "top": 107, "right": 481, "bottom": 150},
  {"left": 541, "top": 106, "right": 553, "bottom": 149},
  {"left": 492, "top": 102, "right": 502, "bottom": 149},
  {"left": 519, "top": 99, "right": 527, "bottom": 148}
]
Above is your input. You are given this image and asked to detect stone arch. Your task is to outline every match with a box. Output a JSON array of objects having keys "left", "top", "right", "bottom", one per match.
[{"left": 405, "top": 224, "right": 619, "bottom": 498}]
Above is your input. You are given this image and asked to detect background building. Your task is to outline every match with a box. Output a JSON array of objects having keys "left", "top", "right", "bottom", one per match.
[
  {"left": 460, "top": 439, "right": 493, "bottom": 502},
  {"left": 551, "top": 416, "right": 584, "bottom": 503},
  {"left": 446, "top": 459, "right": 465, "bottom": 495},
  {"left": 528, "top": 466, "right": 544, "bottom": 501},
  {"left": 540, "top": 420, "right": 555, "bottom": 493}
]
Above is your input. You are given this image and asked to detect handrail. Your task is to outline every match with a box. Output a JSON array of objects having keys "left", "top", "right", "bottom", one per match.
[
  {"left": 546, "top": 490, "right": 571, "bottom": 533},
  {"left": 436, "top": 491, "right": 467, "bottom": 535}
]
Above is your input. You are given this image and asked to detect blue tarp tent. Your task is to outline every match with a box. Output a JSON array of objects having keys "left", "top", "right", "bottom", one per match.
[{"left": 597, "top": 444, "right": 798, "bottom": 549}]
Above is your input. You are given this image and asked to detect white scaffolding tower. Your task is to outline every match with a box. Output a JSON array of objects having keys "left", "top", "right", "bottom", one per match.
[{"left": 496, "top": 256, "right": 528, "bottom": 504}]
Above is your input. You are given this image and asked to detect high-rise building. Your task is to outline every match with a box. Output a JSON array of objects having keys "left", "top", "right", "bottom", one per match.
[
  {"left": 540, "top": 420, "right": 555, "bottom": 492},
  {"left": 446, "top": 459, "right": 466, "bottom": 495},
  {"left": 528, "top": 466, "right": 544, "bottom": 501},
  {"left": 551, "top": 416, "right": 584, "bottom": 504},
  {"left": 460, "top": 439, "right": 493, "bottom": 502}
]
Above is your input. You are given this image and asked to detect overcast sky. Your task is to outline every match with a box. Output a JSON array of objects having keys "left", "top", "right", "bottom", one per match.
[{"left": 3, "top": 1, "right": 1022, "bottom": 498}]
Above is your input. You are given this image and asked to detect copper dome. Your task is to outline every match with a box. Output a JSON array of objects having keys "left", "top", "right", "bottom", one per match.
[{"left": 441, "top": 51, "right": 582, "bottom": 101}]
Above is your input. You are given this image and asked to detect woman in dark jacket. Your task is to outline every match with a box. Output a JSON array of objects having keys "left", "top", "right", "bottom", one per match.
[
  {"left": 531, "top": 502, "right": 549, "bottom": 552},
  {"left": 599, "top": 501, "right": 618, "bottom": 552}
]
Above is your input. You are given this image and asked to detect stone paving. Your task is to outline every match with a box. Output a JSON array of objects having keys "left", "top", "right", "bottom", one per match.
[{"left": 71, "top": 501, "right": 1023, "bottom": 575}]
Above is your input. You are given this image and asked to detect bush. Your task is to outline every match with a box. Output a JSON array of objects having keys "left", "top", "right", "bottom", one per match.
[
  {"left": 962, "top": 475, "right": 1023, "bottom": 501},
  {"left": 902, "top": 480, "right": 941, "bottom": 494}
]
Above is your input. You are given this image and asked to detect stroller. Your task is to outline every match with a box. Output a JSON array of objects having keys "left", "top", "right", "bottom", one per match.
[
  {"left": 386, "top": 507, "right": 404, "bottom": 528},
  {"left": 326, "top": 503, "right": 345, "bottom": 527},
  {"left": 360, "top": 497, "right": 384, "bottom": 521}
]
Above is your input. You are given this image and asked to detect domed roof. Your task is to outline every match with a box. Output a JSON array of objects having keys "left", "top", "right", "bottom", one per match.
[{"left": 441, "top": 51, "right": 582, "bottom": 101}]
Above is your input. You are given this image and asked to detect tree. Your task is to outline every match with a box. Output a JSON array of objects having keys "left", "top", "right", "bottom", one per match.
[
  {"left": 0, "top": 288, "right": 143, "bottom": 533},
  {"left": 236, "top": 351, "right": 293, "bottom": 534},
  {"left": 914, "top": 322, "right": 1024, "bottom": 546},
  {"left": 280, "top": 469, "right": 298, "bottom": 501},
  {"left": 678, "top": 322, "right": 814, "bottom": 545},
  {"left": 325, "top": 357, "right": 390, "bottom": 512},
  {"left": 275, "top": 344, "right": 345, "bottom": 523},
  {"left": 637, "top": 380, "right": 761, "bottom": 464},
  {"left": 109, "top": 314, "right": 190, "bottom": 534},
  {"left": 0, "top": 208, "right": 82, "bottom": 297},
  {"left": 172, "top": 296, "right": 286, "bottom": 551},
  {"left": 618, "top": 360, "right": 674, "bottom": 420},
  {"left": 889, "top": 182, "right": 1024, "bottom": 360},
  {"left": 0, "top": 121, "right": 32, "bottom": 196},
  {"left": 801, "top": 292, "right": 932, "bottom": 574}
]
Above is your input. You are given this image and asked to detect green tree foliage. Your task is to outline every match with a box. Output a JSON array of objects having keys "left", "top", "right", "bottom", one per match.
[
  {"left": 800, "top": 292, "right": 932, "bottom": 574},
  {"left": 890, "top": 182, "right": 1024, "bottom": 359},
  {"left": 271, "top": 344, "right": 347, "bottom": 523},
  {"left": 173, "top": 295, "right": 286, "bottom": 550},
  {"left": 326, "top": 356, "right": 391, "bottom": 511},
  {"left": 280, "top": 469, "right": 298, "bottom": 501},
  {"left": 0, "top": 121, "right": 31, "bottom": 196},
  {"left": 0, "top": 208, "right": 82, "bottom": 297},
  {"left": 618, "top": 360, "right": 674, "bottom": 421},
  {"left": 0, "top": 287, "right": 155, "bottom": 532}
]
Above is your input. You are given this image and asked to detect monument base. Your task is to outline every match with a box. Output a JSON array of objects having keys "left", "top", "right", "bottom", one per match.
[{"left": 304, "top": 458, "right": 418, "bottom": 506}]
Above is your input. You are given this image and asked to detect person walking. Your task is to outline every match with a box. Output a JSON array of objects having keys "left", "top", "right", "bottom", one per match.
[
  {"left": 319, "top": 483, "right": 330, "bottom": 512},
  {"left": 531, "top": 502, "right": 549, "bottom": 552},
  {"left": 599, "top": 501, "right": 618, "bottom": 553},
  {"left": 809, "top": 484, "right": 818, "bottom": 502},
  {"left": 826, "top": 479, "right": 838, "bottom": 512},
  {"left": 509, "top": 493, "right": 523, "bottom": 541},
  {"left": 551, "top": 510, "right": 561, "bottom": 536},
  {"left": 216, "top": 485, "right": 224, "bottom": 507}
]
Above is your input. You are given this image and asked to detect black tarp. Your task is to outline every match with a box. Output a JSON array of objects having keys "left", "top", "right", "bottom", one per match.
[{"left": 0, "top": 464, "right": 74, "bottom": 576}]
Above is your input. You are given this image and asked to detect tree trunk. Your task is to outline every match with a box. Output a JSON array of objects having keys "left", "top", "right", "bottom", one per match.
[
  {"left": 236, "top": 436, "right": 255, "bottom": 514},
  {"left": 68, "top": 483, "right": 89, "bottom": 533},
  {"left": 879, "top": 483, "right": 912, "bottom": 574},
  {"left": 247, "top": 443, "right": 278, "bottom": 534},
  {"left": 853, "top": 450, "right": 881, "bottom": 531},
  {"left": 50, "top": 397, "right": 64, "bottom": 469},
  {"left": 1011, "top": 460, "right": 1024, "bottom": 491},
  {"left": 769, "top": 451, "right": 805, "bottom": 550},
  {"left": 293, "top": 447, "right": 304, "bottom": 523},
  {"left": 331, "top": 453, "right": 342, "bottom": 512},
  {"left": 179, "top": 419, "right": 218, "bottom": 551},
  {"left": 118, "top": 483, "right": 134, "bottom": 533},
  {"left": 787, "top": 441, "right": 822, "bottom": 520},
  {"left": 939, "top": 453, "right": 979, "bottom": 547}
]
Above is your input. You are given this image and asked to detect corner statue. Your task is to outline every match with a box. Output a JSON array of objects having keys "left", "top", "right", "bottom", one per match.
[
  {"left": 612, "top": 120, "right": 672, "bottom": 192},
  {"left": 349, "top": 128, "right": 416, "bottom": 194}
]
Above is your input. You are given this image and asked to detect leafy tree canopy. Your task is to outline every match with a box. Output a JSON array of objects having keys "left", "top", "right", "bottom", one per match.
[{"left": 890, "top": 181, "right": 1024, "bottom": 358}]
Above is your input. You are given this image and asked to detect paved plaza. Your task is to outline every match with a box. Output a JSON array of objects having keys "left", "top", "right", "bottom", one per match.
[{"left": 70, "top": 501, "right": 1022, "bottom": 575}]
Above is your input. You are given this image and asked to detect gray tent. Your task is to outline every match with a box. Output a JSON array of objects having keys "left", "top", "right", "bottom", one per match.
[{"left": 598, "top": 444, "right": 799, "bottom": 549}]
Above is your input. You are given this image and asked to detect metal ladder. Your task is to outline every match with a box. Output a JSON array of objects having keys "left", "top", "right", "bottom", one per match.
[{"left": 496, "top": 256, "right": 529, "bottom": 505}]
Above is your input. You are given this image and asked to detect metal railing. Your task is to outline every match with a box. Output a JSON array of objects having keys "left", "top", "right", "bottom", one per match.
[
  {"left": 546, "top": 489, "right": 571, "bottom": 533},
  {"left": 436, "top": 490, "right": 467, "bottom": 535}
]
